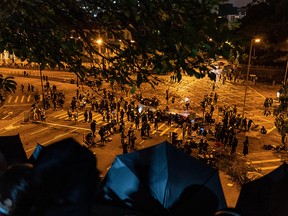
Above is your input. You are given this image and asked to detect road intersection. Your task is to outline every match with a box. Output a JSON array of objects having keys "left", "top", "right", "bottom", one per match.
[{"left": 0, "top": 68, "right": 285, "bottom": 208}]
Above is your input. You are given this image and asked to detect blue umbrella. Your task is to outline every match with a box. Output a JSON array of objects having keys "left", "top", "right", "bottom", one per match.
[{"left": 98, "top": 140, "right": 227, "bottom": 215}]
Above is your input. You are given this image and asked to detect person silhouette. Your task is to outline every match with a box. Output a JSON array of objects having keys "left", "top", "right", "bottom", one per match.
[
  {"left": 1, "top": 138, "right": 100, "bottom": 216},
  {"left": 0, "top": 163, "right": 33, "bottom": 215}
]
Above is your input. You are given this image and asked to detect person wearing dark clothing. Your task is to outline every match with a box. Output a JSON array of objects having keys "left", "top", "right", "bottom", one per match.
[
  {"left": 167, "top": 114, "right": 172, "bottom": 126},
  {"left": 260, "top": 126, "right": 267, "bottom": 134},
  {"left": 247, "top": 119, "right": 253, "bottom": 131},
  {"left": 198, "top": 139, "right": 204, "bottom": 154},
  {"left": 121, "top": 131, "right": 128, "bottom": 154},
  {"left": 202, "top": 140, "right": 209, "bottom": 154},
  {"left": 243, "top": 136, "right": 249, "bottom": 156},
  {"left": 98, "top": 127, "right": 105, "bottom": 146},
  {"left": 135, "top": 115, "right": 140, "bottom": 130},
  {"left": 130, "top": 132, "right": 136, "bottom": 150},
  {"left": 0, "top": 139, "right": 100, "bottom": 216},
  {"left": 141, "top": 125, "right": 145, "bottom": 138},
  {"left": 88, "top": 109, "right": 93, "bottom": 123},
  {"left": 230, "top": 136, "right": 238, "bottom": 155},
  {"left": 90, "top": 120, "right": 96, "bottom": 137},
  {"left": 119, "top": 120, "right": 125, "bottom": 133},
  {"left": 71, "top": 97, "right": 77, "bottom": 111},
  {"left": 242, "top": 118, "right": 247, "bottom": 131},
  {"left": 0, "top": 164, "right": 33, "bottom": 216},
  {"left": 84, "top": 110, "right": 88, "bottom": 123},
  {"left": 154, "top": 116, "right": 158, "bottom": 130},
  {"left": 120, "top": 109, "right": 125, "bottom": 121},
  {"left": 146, "top": 123, "right": 151, "bottom": 138}
]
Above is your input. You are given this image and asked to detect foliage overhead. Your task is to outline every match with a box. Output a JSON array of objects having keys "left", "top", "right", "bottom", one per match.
[
  {"left": 0, "top": 75, "right": 17, "bottom": 97},
  {"left": 0, "top": 0, "right": 237, "bottom": 87},
  {"left": 236, "top": 0, "right": 288, "bottom": 65}
]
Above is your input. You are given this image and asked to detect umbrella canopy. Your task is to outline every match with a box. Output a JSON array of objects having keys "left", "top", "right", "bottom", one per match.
[
  {"left": 98, "top": 140, "right": 227, "bottom": 216},
  {"left": 0, "top": 134, "right": 27, "bottom": 167},
  {"left": 236, "top": 162, "right": 288, "bottom": 216},
  {"left": 28, "top": 143, "right": 45, "bottom": 164}
]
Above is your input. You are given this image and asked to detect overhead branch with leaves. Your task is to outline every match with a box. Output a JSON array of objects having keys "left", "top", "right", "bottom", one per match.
[{"left": 0, "top": 0, "right": 238, "bottom": 87}]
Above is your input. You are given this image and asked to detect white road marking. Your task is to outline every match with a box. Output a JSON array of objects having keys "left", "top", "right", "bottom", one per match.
[
  {"left": 40, "top": 128, "right": 78, "bottom": 145},
  {"left": 151, "top": 123, "right": 166, "bottom": 134},
  {"left": 248, "top": 86, "right": 266, "bottom": 99},
  {"left": 258, "top": 165, "right": 280, "bottom": 171},
  {"left": 7, "top": 96, "right": 12, "bottom": 103},
  {"left": 160, "top": 126, "right": 171, "bottom": 136},
  {"left": 45, "top": 122, "right": 91, "bottom": 131},
  {"left": 30, "top": 127, "right": 50, "bottom": 135},
  {"left": 247, "top": 158, "right": 282, "bottom": 164},
  {"left": 1, "top": 111, "right": 13, "bottom": 120},
  {"left": 267, "top": 126, "right": 276, "bottom": 134}
]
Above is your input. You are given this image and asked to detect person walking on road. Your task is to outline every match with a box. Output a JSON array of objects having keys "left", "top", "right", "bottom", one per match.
[
  {"left": 84, "top": 110, "right": 88, "bottom": 123},
  {"left": 88, "top": 109, "right": 93, "bottom": 123},
  {"left": 243, "top": 136, "right": 249, "bottom": 156},
  {"left": 90, "top": 120, "right": 96, "bottom": 137},
  {"left": 74, "top": 111, "right": 78, "bottom": 123},
  {"left": 98, "top": 127, "right": 105, "bottom": 146},
  {"left": 121, "top": 131, "right": 128, "bottom": 154},
  {"left": 67, "top": 109, "right": 72, "bottom": 121},
  {"left": 154, "top": 116, "right": 158, "bottom": 130},
  {"left": 247, "top": 119, "right": 253, "bottom": 131}
]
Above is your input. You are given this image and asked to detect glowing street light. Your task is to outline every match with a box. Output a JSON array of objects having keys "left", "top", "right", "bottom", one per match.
[
  {"left": 96, "top": 38, "right": 105, "bottom": 70},
  {"left": 96, "top": 38, "right": 102, "bottom": 45},
  {"left": 242, "top": 38, "right": 261, "bottom": 120}
]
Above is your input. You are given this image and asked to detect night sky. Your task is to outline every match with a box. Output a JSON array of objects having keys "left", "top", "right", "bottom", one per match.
[{"left": 227, "top": 0, "right": 253, "bottom": 7}]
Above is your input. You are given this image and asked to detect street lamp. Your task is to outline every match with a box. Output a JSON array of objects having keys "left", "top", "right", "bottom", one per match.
[
  {"left": 96, "top": 38, "right": 105, "bottom": 70},
  {"left": 284, "top": 59, "right": 288, "bottom": 85},
  {"left": 242, "top": 38, "right": 261, "bottom": 120}
]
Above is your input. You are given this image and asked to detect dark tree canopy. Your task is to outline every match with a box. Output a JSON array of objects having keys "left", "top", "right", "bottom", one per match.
[
  {"left": 237, "top": 0, "right": 288, "bottom": 65},
  {"left": 0, "top": 0, "right": 237, "bottom": 87}
]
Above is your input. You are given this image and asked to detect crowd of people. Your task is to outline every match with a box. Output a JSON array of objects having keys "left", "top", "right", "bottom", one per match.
[
  {"left": 1, "top": 67, "right": 279, "bottom": 216},
  {"left": 21, "top": 71, "right": 269, "bottom": 160}
]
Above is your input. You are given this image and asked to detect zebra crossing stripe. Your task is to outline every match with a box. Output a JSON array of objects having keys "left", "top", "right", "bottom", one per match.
[
  {"left": 14, "top": 96, "right": 19, "bottom": 103},
  {"left": 53, "top": 112, "right": 68, "bottom": 118},
  {"left": 247, "top": 158, "right": 282, "bottom": 164},
  {"left": 151, "top": 123, "right": 166, "bottom": 135},
  {"left": 257, "top": 165, "right": 280, "bottom": 171},
  {"left": 7, "top": 96, "right": 12, "bottom": 103},
  {"left": 173, "top": 128, "right": 179, "bottom": 132},
  {"left": 160, "top": 125, "right": 171, "bottom": 136},
  {"left": 95, "top": 116, "right": 103, "bottom": 122}
]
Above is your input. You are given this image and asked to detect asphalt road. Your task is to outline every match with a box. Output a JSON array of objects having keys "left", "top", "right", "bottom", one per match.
[{"left": 0, "top": 68, "right": 285, "bottom": 208}]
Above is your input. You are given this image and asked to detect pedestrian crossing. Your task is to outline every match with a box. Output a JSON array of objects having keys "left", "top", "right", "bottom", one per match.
[
  {"left": 47, "top": 110, "right": 285, "bottom": 175},
  {"left": 48, "top": 110, "right": 182, "bottom": 137},
  {"left": 6, "top": 94, "right": 43, "bottom": 104}
]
